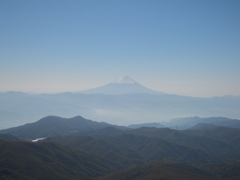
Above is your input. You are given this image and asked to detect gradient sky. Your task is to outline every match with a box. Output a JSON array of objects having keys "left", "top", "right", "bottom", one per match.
[{"left": 1, "top": 0, "right": 240, "bottom": 97}]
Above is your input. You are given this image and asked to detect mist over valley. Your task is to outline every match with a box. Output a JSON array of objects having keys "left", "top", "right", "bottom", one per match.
[{"left": 1, "top": 76, "right": 240, "bottom": 129}]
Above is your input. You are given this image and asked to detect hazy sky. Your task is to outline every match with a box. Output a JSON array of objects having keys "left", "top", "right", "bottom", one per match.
[{"left": 1, "top": 0, "right": 240, "bottom": 97}]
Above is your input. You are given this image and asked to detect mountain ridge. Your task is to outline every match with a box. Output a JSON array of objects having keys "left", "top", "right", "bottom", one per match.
[
  {"left": 164, "top": 116, "right": 240, "bottom": 130},
  {"left": 1, "top": 115, "right": 240, "bottom": 179},
  {"left": 0, "top": 116, "right": 113, "bottom": 140}
]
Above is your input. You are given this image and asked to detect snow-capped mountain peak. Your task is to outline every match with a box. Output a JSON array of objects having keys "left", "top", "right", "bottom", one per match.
[
  {"left": 80, "top": 76, "right": 165, "bottom": 95},
  {"left": 112, "top": 76, "right": 137, "bottom": 84}
]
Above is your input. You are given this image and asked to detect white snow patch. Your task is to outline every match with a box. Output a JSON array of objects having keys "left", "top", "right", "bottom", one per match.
[
  {"left": 112, "top": 76, "right": 137, "bottom": 84},
  {"left": 32, "top": 138, "right": 46, "bottom": 142}
]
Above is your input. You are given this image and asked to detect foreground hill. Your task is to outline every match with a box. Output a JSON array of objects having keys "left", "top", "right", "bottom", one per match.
[
  {"left": 184, "top": 125, "right": 240, "bottom": 151},
  {"left": 97, "top": 161, "right": 220, "bottom": 180},
  {"left": 1, "top": 139, "right": 240, "bottom": 180},
  {"left": 1, "top": 117, "right": 240, "bottom": 179},
  {"left": 1, "top": 115, "right": 240, "bottom": 164},
  {"left": 129, "top": 127, "right": 240, "bottom": 162},
  {"left": 46, "top": 135, "right": 146, "bottom": 168},
  {"left": 45, "top": 126, "right": 240, "bottom": 165},
  {"left": 0, "top": 116, "right": 111, "bottom": 140},
  {"left": 96, "top": 160, "right": 240, "bottom": 180},
  {"left": 0, "top": 140, "right": 122, "bottom": 180}
]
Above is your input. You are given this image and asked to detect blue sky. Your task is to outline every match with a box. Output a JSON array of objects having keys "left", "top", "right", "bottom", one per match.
[{"left": 0, "top": 0, "right": 240, "bottom": 97}]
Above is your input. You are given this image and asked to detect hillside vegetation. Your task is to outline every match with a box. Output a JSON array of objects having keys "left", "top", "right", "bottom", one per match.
[{"left": 1, "top": 116, "right": 240, "bottom": 179}]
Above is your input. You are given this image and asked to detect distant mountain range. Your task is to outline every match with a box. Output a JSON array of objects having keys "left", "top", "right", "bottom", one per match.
[
  {"left": 1, "top": 76, "right": 240, "bottom": 128},
  {"left": 163, "top": 116, "right": 240, "bottom": 130},
  {"left": 127, "top": 122, "right": 165, "bottom": 129}
]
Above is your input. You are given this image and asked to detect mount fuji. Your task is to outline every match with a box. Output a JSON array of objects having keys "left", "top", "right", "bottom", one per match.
[{"left": 80, "top": 76, "right": 165, "bottom": 95}]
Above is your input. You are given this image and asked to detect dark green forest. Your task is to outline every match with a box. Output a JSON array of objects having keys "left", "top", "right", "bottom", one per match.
[{"left": 1, "top": 116, "right": 240, "bottom": 180}]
